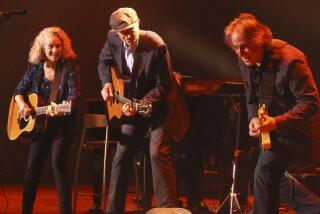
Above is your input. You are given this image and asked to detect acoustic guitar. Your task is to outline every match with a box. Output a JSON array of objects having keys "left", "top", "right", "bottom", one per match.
[
  {"left": 7, "top": 93, "right": 72, "bottom": 140},
  {"left": 106, "top": 67, "right": 152, "bottom": 120},
  {"left": 258, "top": 104, "right": 271, "bottom": 150}
]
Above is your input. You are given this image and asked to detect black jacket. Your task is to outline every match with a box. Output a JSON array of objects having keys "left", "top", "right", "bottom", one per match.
[
  {"left": 98, "top": 29, "right": 190, "bottom": 142},
  {"left": 240, "top": 39, "right": 320, "bottom": 159}
]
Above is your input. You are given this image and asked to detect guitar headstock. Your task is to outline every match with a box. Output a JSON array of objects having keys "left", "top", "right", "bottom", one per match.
[
  {"left": 258, "top": 104, "right": 267, "bottom": 118},
  {"left": 134, "top": 99, "right": 152, "bottom": 118},
  {"left": 56, "top": 101, "right": 72, "bottom": 113}
]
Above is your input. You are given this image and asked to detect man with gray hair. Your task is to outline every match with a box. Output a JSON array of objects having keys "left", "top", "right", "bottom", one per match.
[
  {"left": 224, "top": 13, "right": 320, "bottom": 214},
  {"left": 98, "top": 7, "right": 189, "bottom": 214}
]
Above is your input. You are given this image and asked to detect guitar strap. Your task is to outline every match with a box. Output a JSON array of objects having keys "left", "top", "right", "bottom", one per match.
[
  {"left": 258, "top": 55, "right": 278, "bottom": 107},
  {"left": 259, "top": 70, "right": 276, "bottom": 108},
  {"left": 50, "top": 70, "right": 62, "bottom": 103}
]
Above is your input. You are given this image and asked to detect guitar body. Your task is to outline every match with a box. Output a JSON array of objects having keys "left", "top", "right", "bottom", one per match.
[
  {"left": 107, "top": 67, "right": 129, "bottom": 121},
  {"left": 261, "top": 131, "right": 271, "bottom": 150},
  {"left": 7, "top": 93, "right": 47, "bottom": 141}
]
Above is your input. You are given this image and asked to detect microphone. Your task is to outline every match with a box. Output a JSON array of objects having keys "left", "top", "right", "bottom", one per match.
[{"left": 0, "top": 9, "right": 27, "bottom": 17}]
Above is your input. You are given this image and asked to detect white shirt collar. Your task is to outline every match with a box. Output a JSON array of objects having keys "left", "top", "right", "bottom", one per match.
[{"left": 123, "top": 40, "right": 138, "bottom": 53}]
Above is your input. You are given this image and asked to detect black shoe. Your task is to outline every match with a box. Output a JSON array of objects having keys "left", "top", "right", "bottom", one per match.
[{"left": 87, "top": 207, "right": 104, "bottom": 214}]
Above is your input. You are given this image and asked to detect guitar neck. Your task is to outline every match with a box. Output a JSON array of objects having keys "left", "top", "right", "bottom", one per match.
[
  {"left": 115, "top": 94, "right": 137, "bottom": 108},
  {"left": 34, "top": 103, "right": 71, "bottom": 115},
  {"left": 35, "top": 106, "right": 49, "bottom": 115}
]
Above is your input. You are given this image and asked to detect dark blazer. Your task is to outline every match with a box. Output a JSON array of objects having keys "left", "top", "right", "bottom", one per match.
[
  {"left": 98, "top": 30, "right": 190, "bottom": 142},
  {"left": 239, "top": 39, "right": 320, "bottom": 159}
]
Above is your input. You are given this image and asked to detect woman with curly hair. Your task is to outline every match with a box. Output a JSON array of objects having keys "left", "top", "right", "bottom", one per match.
[{"left": 14, "top": 26, "right": 80, "bottom": 214}]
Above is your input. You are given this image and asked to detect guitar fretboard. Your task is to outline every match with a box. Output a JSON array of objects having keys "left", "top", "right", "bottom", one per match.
[
  {"left": 35, "top": 106, "right": 48, "bottom": 115},
  {"left": 115, "top": 94, "right": 138, "bottom": 109}
]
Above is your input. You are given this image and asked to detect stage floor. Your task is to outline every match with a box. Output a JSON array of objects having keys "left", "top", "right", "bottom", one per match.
[{"left": 0, "top": 184, "right": 297, "bottom": 214}]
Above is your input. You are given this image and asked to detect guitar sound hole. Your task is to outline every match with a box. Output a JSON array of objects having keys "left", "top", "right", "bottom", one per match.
[
  {"left": 18, "top": 114, "right": 30, "bottom": 129},
  {"left": 19, "top": 118, "right": 28, "bottom": 129},
  {"left": 115, "top": 91, "right": 120, "bottom": 104}
]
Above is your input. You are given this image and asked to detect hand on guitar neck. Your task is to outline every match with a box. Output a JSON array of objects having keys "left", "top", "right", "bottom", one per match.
[
  {"left": 122, "top": 101, "right": 137, "bottom": 116},
  {"left": 46, "top": 102, "right": 68, "bottom": 117}
]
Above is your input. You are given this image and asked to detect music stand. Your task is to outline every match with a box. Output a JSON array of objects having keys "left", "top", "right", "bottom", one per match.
[{"left": 213, "top": 82, "right": 244, "bottom": 214}]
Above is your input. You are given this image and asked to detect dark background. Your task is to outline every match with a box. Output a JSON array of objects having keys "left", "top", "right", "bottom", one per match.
[{"left": 1, "top": 0, "right": 320, "bottom": 183}]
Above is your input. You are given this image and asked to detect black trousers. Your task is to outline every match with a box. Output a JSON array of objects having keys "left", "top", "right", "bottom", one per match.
[
  {"left": 22, "top": 119, "right": 73, "bottom": 214},
  {"left": 107, "top": 117, "right": 178, "bottom": 214},
  {"left": 253, "top": 148, "right": 320, "bottom": 214}
]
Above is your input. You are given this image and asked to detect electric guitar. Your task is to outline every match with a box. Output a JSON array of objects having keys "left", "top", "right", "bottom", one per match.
[
  {"left": 7, "top": 93, "right": 72, "bottom": 140},
  {"left": 258, "top": 104, "right": 271, "bottom": 150},
  {"left": 106, "top": 67, "right": 152, "bottom": 120}
]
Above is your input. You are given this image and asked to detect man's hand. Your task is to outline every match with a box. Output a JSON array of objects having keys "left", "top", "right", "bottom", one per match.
[
  {"left": 101, "top": 83, "right": 114, "bottom": 101},
  {"left": 249, "top": 117, "right": 261, "bottom": 138},
  {"left": 122, "top": 101, "right": 137, "bottom": 117},
  {"left": 259, "top": 114, "right": 277, "bottom": 133},
  {"left": 249, "top": 115, "right": 277, "bottom": 138}
]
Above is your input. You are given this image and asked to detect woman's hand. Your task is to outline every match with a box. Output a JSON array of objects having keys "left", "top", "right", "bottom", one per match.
[
  {"left": 18, "top": 102, "right": 32, "bottom": 118},
  {"left": 15, "top": 95, "right": 31, "bottom": 118},
  {"left": 46, "top": 102, "right": 63, "bottom": 117}
]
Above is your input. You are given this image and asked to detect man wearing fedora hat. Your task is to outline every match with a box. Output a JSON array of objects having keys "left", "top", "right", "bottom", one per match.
[{"left": 98, "top": 7, "right": 190, "bottom": 214}]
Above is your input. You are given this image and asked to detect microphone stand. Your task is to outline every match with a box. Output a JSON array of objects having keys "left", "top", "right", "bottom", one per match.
[{"left": 215, "top": 99, "right": 243, "bottom": 214}]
